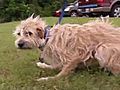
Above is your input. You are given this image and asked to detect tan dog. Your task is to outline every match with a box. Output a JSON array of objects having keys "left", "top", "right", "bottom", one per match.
[{"left": 14, "top": 16, "right": 120, "bottom": 81}]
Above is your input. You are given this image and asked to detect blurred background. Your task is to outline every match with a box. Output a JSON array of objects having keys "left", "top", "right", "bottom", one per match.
[
  {"left": 0, "top": 0, "right": 75, "bottom": 23},
  {"left": 0, "top": 0, "right": 120, "bottom": 23}
]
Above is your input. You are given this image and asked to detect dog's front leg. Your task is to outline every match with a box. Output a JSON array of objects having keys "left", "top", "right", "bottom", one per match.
[
  {"left": 36, "top": 57, "right": 54, "bottom": 69},
  {"left": 36, "top": 62, "right": 54, "bottom": 69},
  {"left": 37, "top": 57, "right": 81, "bottom": 81}
]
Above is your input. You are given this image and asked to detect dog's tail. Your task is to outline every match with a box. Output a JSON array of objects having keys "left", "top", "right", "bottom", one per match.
[{"left": 83, "top": 16, "right": 112, "bottom": 27}]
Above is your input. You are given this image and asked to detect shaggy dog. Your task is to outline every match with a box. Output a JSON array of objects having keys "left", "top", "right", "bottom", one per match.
[{"left": 14, "top": 16, "right": 120, "bottom": 81}]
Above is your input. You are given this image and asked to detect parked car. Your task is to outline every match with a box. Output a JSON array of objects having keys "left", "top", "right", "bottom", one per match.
[
  {"left": 53, "top": 0, "right": 82, "bottom": 17},
  {"left": 79, "top": 0, "right": 120, "bottom": 17}
]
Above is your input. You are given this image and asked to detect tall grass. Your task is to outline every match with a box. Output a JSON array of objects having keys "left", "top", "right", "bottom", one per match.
[{"left": 0, "top": 17, "right": 120, "bottom": 90}]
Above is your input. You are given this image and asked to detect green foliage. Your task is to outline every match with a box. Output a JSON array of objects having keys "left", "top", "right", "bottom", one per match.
[
  {"left": 0, "top": 0, "right": 32, "bottom": 22},
  {"left": 0, "top": 0, "right": 76, "bottom": 22}
]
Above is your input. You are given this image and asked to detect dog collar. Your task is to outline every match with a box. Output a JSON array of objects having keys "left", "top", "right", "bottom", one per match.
[
  {"left": 39, "top": 26, "right": 51, "bottom": 50},
  {"left": 44, "top": 25, "right": 51, "bottom": 42}
]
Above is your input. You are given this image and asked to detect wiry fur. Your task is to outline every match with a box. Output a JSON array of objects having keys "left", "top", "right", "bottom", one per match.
[
  {"left": 14, "top": 15, "right": 120, "bottom": 81},
  {"left": 42, "top": 18, "right": 120, "bottom": 67}
]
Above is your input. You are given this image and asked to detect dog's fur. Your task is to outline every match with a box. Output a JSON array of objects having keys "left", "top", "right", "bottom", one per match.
[{"left": 14, "top": 16, "right": 120, "bottom": 81}]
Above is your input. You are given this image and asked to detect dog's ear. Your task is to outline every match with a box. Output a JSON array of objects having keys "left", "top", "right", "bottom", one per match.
[{"left": 36, "top": 28, "right": 44, "bottom": 39}]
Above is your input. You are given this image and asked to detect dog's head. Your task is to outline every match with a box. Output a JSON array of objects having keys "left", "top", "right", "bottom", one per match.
[{"left": 14, "top": 15, "right": 46, "bottom": 49}]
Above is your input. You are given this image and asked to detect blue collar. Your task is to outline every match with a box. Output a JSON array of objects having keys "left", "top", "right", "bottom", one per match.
[
  {"left": 44, "top": 25, "right": 52, "bottom": 45},
  {"left": 44, "top": 26, "right": 51, "bottom": 39},
  {"left": 39, "top": 26, "right": 51, "bottom": 50}
]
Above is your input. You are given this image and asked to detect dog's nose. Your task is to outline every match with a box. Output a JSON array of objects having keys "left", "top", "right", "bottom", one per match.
[{"left": 18, "top": 43, "right": 24, "bottom": 48}]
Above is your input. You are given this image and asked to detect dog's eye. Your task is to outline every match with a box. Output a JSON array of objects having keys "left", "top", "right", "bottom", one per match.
[
  {"left": 36, "top": 28, "right": 42, "bottom": 31},
  {"left": 17, "top": 33, "right": 20, "bottom": 36},
  {"left": 28, "top": 32, "right": 33, "bottom": 36}
]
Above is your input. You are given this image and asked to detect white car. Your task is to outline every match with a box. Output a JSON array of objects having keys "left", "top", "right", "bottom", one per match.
[{"left": 54, "top": 1, "right": 82, "bottom": 17}]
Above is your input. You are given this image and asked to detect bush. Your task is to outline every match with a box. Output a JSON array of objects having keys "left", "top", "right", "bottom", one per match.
[
  {"left": 0, "top": 0, "right": 32, "bottom": 22},
  {"left": 0, "top": 0, "right": 75, "bottom": 22}
]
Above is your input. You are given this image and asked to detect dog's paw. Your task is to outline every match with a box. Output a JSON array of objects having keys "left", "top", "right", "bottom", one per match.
[
  {"left": 36, "top": 62, "right": 53, "bottom": 69},
  {"left": 36, "top": 62, "right": 47, "bottom": 68},
  {"left": 37, "top": 77, "right": 49, "bottom": 81},
  {"left": 37, "top": 77, "right": 55, "bottom": 81}
]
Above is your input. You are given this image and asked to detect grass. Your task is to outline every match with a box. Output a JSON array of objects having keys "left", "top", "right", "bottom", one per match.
[{"left": 0, "top": 17, "right": 120, "bottom": 90}]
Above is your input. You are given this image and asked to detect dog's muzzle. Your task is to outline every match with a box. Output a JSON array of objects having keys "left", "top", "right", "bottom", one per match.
[
  {"left": 18, "top": 43, "right": 24, "bottom": 48},
  {"left": 17, "top": 40, "right": 32, "bottom": 49},
  {"left": 17, "top": 41, "right": 25, "bottom": 48}
]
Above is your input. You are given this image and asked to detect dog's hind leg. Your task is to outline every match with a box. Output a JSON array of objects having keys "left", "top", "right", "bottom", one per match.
[{"left": 95, "top": 44, "right": 120, "bottom": 75}]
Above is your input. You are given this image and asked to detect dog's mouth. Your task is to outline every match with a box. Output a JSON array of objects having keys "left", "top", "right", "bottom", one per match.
[{"left": 18, "top": 47, "right": 32, "bottom": 49}]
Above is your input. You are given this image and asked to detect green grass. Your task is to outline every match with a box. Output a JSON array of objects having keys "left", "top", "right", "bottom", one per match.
[{"left": 0, "top": 17, "right": 120, "bottom": 90}]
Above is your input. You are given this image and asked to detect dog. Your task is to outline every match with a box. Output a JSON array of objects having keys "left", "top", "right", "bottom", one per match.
[{"left": 14, "top": 15, "right": 120, "bottom": 81}]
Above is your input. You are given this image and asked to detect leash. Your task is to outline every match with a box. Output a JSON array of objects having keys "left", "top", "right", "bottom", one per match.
[
  {"left": 44, "top": 0, "right": 68, "bottom": 38},
  {"left": 41, "top": 0, "right": 68, "bottom": 48},
  {"left": 56, "top": 0, "right": 68, "bottom": 25},
  {"left": 39, "top": 0, "right": 68, "bottom": 55}
]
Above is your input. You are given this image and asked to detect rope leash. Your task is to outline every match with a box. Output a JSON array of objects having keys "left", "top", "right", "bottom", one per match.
[
  {"left": 44, "top": 0, "right": 68, "bottom": 38},
  {"left": 41, "top": 0, "right": 68, "bottom": 49},
  {"left": 56, "top": 0, "right": 68, "bottom": 25}
]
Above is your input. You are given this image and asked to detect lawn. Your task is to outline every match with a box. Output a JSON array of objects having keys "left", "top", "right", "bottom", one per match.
[{"left": 0, "top": 17, "right": 120, "bottom": 90}]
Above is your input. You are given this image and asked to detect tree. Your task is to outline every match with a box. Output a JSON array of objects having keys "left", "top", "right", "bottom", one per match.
[{"left": 0, "top": 0, "right": 76, "bottom": 22}]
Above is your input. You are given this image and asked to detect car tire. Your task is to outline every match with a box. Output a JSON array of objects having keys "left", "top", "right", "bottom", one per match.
[
  {"left": 70, "top": 11, "right": 78, "bottom": 17},
  {"left": 111, "top": 5, "right": 120, "bottom": 17}
]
